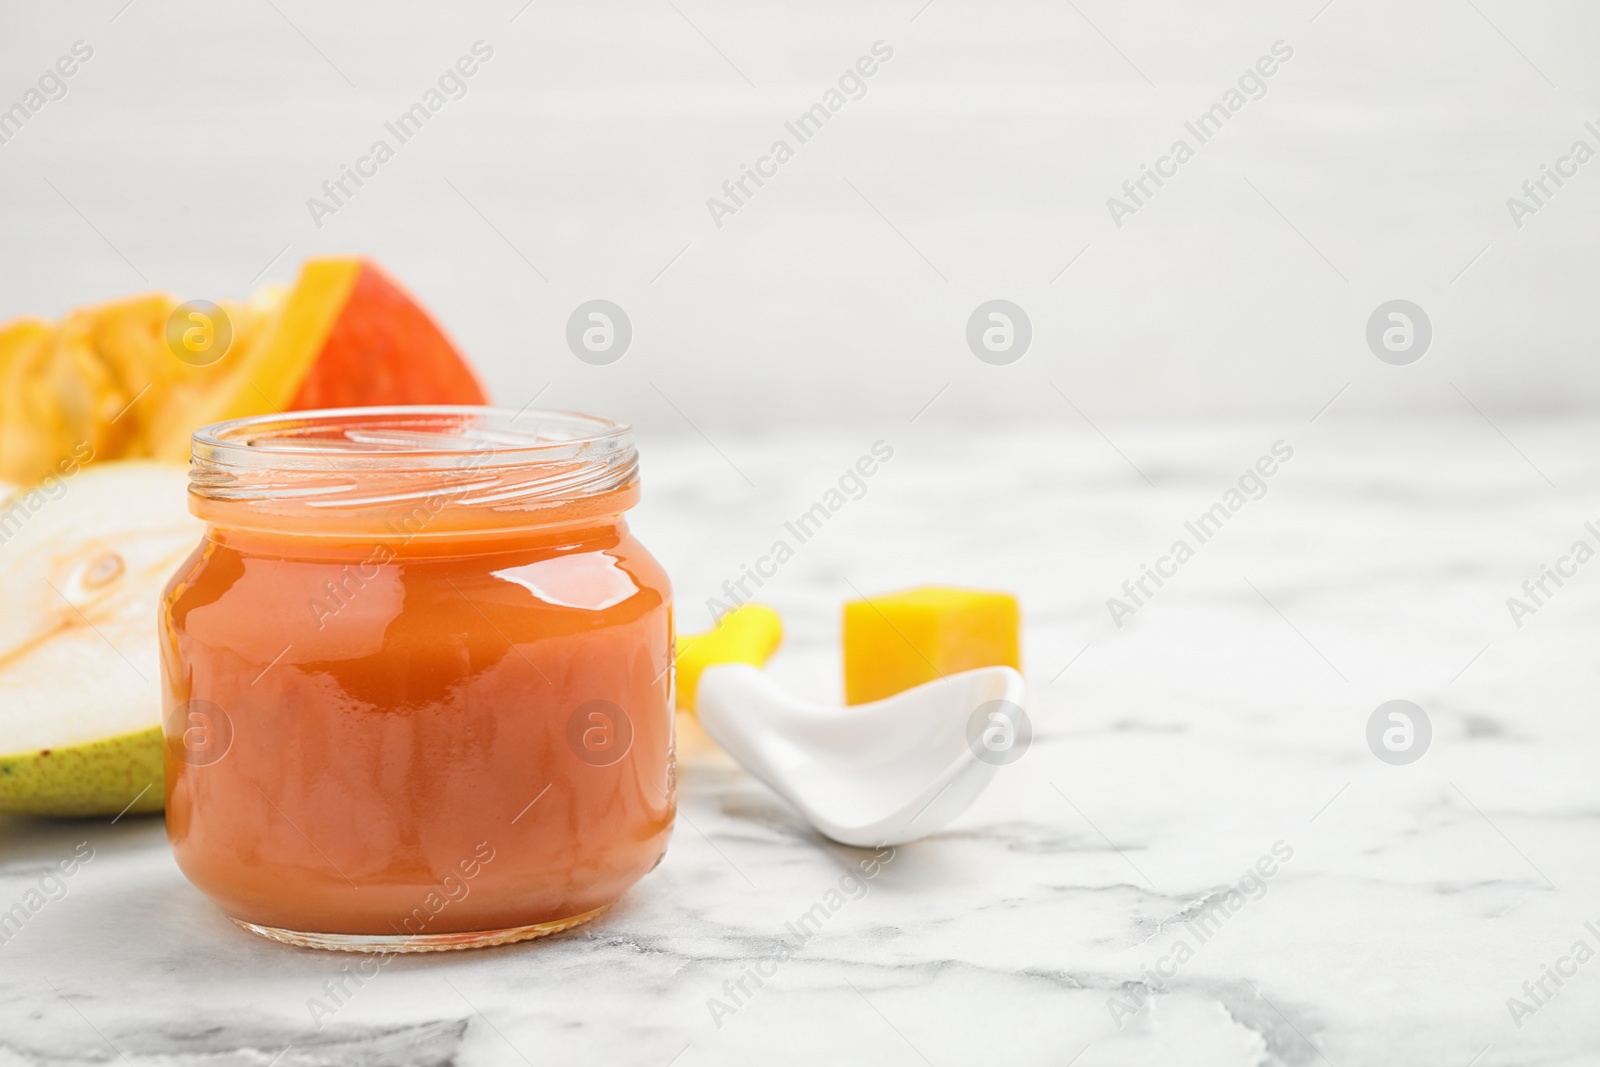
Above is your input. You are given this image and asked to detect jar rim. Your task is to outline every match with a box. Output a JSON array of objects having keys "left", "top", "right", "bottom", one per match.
[
  {"left": 188, "top": 406, "right": 639, "bottom": 528},
  {"left": 193, "top": 405, "right": 631, "bottom": 471}
]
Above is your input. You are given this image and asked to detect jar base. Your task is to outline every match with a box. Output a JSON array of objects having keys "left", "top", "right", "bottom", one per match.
[{"left": 230, "top": 905, "right": 611, "bottom": 953}]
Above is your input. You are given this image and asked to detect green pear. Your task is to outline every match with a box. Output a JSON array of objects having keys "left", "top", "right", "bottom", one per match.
[
  {"left": 0, "top": 460, "right": 202, "bottom": 816},
  {"left": 0, "top": 727, "right": 164, "bottom": 817}
]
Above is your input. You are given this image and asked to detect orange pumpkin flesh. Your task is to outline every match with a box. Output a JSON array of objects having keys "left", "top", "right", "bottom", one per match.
[{"left": 290, "top": 261, "right": 487, "bottom": 410}]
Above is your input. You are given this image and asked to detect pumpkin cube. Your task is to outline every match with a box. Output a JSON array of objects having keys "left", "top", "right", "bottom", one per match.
[{"left": 843, "top": 586, "right": 1020, "bottom": 705}]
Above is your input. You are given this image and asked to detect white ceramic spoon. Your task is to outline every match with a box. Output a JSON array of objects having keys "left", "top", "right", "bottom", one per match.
[{"left": 695, "top": 663, "right": 1027, "bottom": 847}]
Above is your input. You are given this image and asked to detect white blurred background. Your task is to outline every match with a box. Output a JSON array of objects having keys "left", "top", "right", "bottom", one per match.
[{"left": 2, "top": 0, "right": 1597, "bottom": 432}]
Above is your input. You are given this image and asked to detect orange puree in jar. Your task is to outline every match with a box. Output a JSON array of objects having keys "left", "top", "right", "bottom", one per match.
[{"left": 159, "top": 407, "right": 674, "bottom": 951}]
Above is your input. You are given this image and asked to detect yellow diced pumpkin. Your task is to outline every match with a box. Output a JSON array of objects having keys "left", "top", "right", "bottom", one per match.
[{"left": 843, "top": 586, "right": 1019, "bottom": 704}]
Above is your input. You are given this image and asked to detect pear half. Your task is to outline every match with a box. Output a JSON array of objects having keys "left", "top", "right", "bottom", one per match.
[{"left": 0, "top": 461, "right": 202, "bottom": 816}]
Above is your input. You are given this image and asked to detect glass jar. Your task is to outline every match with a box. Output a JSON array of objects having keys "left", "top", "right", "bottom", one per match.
[{"left": 160, "top": 406, "right": 674, "bottom": 951}]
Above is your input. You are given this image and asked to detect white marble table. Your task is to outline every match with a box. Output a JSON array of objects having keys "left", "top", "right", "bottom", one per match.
[{"left": 4, "top": 418, "right": 1598, "bottom": 1066}]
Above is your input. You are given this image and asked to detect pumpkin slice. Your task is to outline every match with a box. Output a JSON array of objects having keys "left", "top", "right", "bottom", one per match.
[
  {"left": 289, "top": 259, "right": 488, "bottom": 409},
  {"left": 0, "top": 258, "right": 490, "bottom": 482},
  {"left": 142, "top": 259, "right": 361, "bottom": 459},
  {"left": 0, "top": 315, "right": 125, "bottom": 485}
]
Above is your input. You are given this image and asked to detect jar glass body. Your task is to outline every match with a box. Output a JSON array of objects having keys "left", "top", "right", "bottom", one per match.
[{"left": 159, "top": 407, "right": 674, "bottom": 951}]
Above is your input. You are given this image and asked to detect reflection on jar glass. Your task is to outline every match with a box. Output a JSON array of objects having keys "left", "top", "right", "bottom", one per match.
[{"left": 160, "top": 406, "right": 675, "bottom": 952}]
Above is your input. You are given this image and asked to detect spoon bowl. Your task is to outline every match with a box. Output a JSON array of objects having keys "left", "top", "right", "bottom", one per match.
[{"left": 695, "top": 664, "right": 1026, "bottom": 846}]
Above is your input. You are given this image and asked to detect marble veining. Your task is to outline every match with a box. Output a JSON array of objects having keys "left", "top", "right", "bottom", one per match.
[{"left": 3, "top": 419, "right": 1599, "bottom": 1066}]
